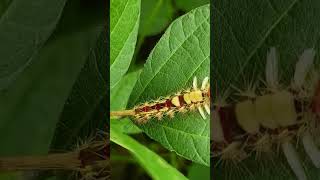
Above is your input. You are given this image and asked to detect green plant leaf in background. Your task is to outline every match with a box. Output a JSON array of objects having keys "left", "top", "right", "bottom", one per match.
[
  {"left": 111, "top": 118, "right": 141, "bottom": 134},
  {"left": 175, "top": 0, "right": 209, "bottom": 12},
  {"left": 50, "top": 1, "right": 108, "bottom": 148},
  {"left": 0, "top": 0, "right": 104, "bottom": 156},
  {"left": 188, "top": 163, "right": 210, "bottom": 180},
  {"left": 110, "top": 0, "right": 140, "bottom": 89},
  {"left": 140, "top": 0, "right": 174, "bottom": 37},
  {"left": 111, "top": 124, "right": 188, "bottom": 180},
  {"left": 133, "top": 0, "right": 174, "bottom": 62},
  {"left": 111, "top": 70, "right": 142, "bottom": 134},
  {"left": 52, "top": 29, "right": 107, "bottom": 149},
  {"left": 0, "top": 0, "right": 11, "bottom": 17},
  {"left": 0, "top": 172, "right": 22, "bottom": 180},
  {"left": 129, "top": 5, "right": 210, "bottom": 166},
  {"left": 0, "top": 0, "right": 67, "bottom": 90},
  {"left": 213, "top": 0, "right": 320, "bottom": 179},
  {"left": 111, "top": 70, "right": 141, "bottom": 111}
]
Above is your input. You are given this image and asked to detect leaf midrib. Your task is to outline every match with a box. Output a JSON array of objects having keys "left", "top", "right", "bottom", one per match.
[{"left": 234, "top": 0, "right": 300, "bottom": 80}]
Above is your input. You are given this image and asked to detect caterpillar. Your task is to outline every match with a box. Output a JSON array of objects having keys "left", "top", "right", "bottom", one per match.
[
  {"left": 212, "top": 47, "right": 320, "bottom": 180},
  {"left": 132, "top": 76, "right": 211, "bottom": 124}
]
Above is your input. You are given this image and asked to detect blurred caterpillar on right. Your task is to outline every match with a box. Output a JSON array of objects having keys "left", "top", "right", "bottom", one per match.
[{"left": 212, "top": 47, "right": 320, "bottom": 180}]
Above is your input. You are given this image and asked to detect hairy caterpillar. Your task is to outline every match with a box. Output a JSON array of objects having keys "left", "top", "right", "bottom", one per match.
[
  {"left": 212, "top": 48, "right": 320, "bottom": 180},
  {"left": 132, "top": 76, "right": 211, "bottom": 124}
]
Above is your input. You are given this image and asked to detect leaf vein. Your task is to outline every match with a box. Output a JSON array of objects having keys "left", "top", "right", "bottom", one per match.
[{"left": 132, "top": 15, "right": 209, "bottom": 103}]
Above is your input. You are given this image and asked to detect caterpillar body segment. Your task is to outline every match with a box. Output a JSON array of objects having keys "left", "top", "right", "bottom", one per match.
[
  {"left": 255, "top": 94, "right": 277, "bottom": 129},
  {"left": 212, "top": 48, "right": 320, "bottom": 179},
  {"left": 133, "top": 76, "right": 210, "bottom": 124},
  {"left": 272, "top": 91, "right": 297, "bottom": 127},
  {"left": 235, "top": 100, "right": 259, "bottom": 134}
]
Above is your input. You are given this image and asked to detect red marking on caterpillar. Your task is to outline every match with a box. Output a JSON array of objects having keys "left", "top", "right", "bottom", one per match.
[
  {"left": 212, "top": 48, "right": 320, "bottom": 180},
  {"left": 133, "top": 76, "right": 210, "bottom": 124}
]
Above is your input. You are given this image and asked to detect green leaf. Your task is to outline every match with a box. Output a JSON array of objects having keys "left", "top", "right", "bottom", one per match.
[
  {"left": 0, "top": 1, "right": 104, "bottom": 155},
  {"left": 129, "top": 5, "right": 210, "bottom": 166},
  {"left": 111, "top": 70, "right": 142, "bottom": 134},
  {"left": 213, "top": 0, "right": 320, "bottom": 179},
  {"left": 213, "top": 0, "right": 320, "bottom": 92},
  {"left": 0, "top": 0, "right": 11, "bottom": 17},
  {"left": 0, "top": 0, "right": 67, "bottom": 90},
  {"left": 110, "top": 0, "right": 140, "bottom": 89},
  {"left": 111, "top": 124, "right": 188, "bottom": 180},
  {"left": 52, "top": 29, "right": 108, "bottom": 148},
  {"left": 45, "top": 177, "right": 58, "bottom": 180},
  {"left": 111, "top": 70, "right": 141, "bottom": 111},
  {"left": 140, "top": 0, "right": 174, "bottom": 37},
  {"left": 188, "top": 163, "right": 210, "bottom": 180},
  {"left": 111, "top": 118, "right": 141, "bottom": 134},
  {"left": 0, "top": 172, "right": 22, "bottom": 180},
  {"left": 175, "top": 0, "right": 209, "bottom": 12}
]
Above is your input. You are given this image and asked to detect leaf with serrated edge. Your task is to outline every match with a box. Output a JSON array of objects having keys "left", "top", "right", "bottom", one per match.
[{"left": 129, "top": 5, "right": 210, "bottom": 166}]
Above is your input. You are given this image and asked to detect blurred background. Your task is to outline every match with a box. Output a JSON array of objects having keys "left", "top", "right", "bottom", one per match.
[{"left": 0, "top": 0, "right": 107, "bottom": 179}]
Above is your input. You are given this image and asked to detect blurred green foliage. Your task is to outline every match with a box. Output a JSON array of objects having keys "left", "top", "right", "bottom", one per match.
[{"left": 0, "top": 0, "right": 106, "bottom": 179}]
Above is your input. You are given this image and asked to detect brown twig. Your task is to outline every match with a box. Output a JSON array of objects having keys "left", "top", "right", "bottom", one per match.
[
  {"left": 0, "top": 132, "right": 109, "bottom": 179},
  {"left": 0, "top": 152, "right": 81, "bottom": 171}
]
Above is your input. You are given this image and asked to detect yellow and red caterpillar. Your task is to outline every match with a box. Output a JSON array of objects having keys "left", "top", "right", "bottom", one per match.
[
  {"left": 133, "top": 76, "right": 210, "bottom": 124},
  {"left": 212, "top": 48, "right": 320, "bottom": 180}
]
